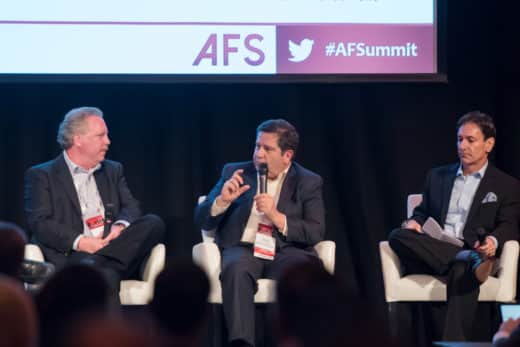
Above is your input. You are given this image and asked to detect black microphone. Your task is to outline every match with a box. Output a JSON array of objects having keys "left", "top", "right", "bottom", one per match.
[
  {"left": 103, "top": 203, "right": 114, "bottom": 238},
  {"left": 258, "top": 163, "right": 268, "bottom": 194},
  {"left": 476, "top": 227, "right": 487, "bottom": 245}
]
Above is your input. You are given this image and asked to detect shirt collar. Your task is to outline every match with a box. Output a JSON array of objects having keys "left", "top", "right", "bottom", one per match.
[
  {"left": 63, "top": 150, "right": 101, "bottom": 175},
  {"left": 457, "top": 160, "right": 488, "bottom": 179},
  {"left": 270, "top": 164, "right": 291, "bottom": 182}
]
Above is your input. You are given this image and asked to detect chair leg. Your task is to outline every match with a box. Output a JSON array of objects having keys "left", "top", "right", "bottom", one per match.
[
  {"left": 387, "top": 302, "right": 400, "bottom": 340},
  {"left": 387, "top": 302, "right": 416, "bottom": 347},
  {"left": 203, "top": 304, "right": 226, "bottom": 347}
]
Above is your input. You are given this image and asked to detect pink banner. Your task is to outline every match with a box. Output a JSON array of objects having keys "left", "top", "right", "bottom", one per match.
[{"left": 276, "top": 24, "right": 435, "bottom": 74}]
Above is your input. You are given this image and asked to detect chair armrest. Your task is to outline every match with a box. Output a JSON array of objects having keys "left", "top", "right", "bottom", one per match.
[
  {"left": 24, "top": 244, "right": 45, "bottom": 262},
  {"left": 141, "top": 243, "right": 166, "bottom": 283},
  {"left": 193, "top": 242, "right": 222, "bottom": 303},
  {"left": 379, "top": 241, "right": 405, "bottom": 302},
  {"left": 495, "top": 240, "right": 519, "bottom": 302},
  {"left": 314, "top": 241, "right": 336, "bottom": 274},
  {"left": 193, "top": 242, "right": 221, "bottom": 280}
]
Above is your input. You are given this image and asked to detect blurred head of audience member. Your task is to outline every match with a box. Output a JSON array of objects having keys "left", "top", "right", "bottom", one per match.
[
  {"left": 493, "top": 317, "right": 520, "bottom": 347},
  {"left": 149, "top": 259, "right": 210, "bottom": 346},
  {"left": 274, "top": 262, "right": 395, "bottom": 347},
  {"left": 0, "top": 275, "right": 38, "bottom": 347},
  {"left": 0, "top": 221, "right": 27, "bottom": 277},
  {"left": 62, "top": 314, "right": 158, "bottom": 347},
  {"left": 35, "top": 264, "right": 111, "bottom": 347}
]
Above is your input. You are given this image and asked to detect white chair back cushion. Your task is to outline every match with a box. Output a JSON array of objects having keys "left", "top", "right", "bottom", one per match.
[
  {"left": 198, "top": 195, "right": 216, "bottom": 242},
  {"left": 407, "top": 194, "right": 423, "bottom": 218}
]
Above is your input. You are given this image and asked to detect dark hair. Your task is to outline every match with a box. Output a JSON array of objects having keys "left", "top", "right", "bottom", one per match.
[
  {"left": 456, "top": 111, "right": 496, "bottom": 140},
  {"left": 150, "top": 260, "right": 210, "bottom": 336},
  {"left": 0, "top": 222, "right": 27, "bottom": 277},
  {"left": 256, "top": 119, "right": 299, "bottom": 154},
  {"left": 275, "top": 262, "right": 392, "bottom": 347},
  {"left": 36, "top": 264, "right": 111, "bottom": 347}
]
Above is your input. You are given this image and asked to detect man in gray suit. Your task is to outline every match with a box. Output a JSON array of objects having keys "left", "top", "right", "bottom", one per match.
[{"left": 195, "top": 119, "right": 326, "bottom": 347}]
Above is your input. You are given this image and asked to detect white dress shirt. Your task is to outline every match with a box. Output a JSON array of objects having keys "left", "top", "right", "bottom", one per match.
[{"left": 211, "top": 165, "right": 290, "bottom": 243}]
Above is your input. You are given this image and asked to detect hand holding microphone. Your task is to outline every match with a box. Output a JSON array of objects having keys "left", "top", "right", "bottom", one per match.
[
  {"left": 103, "top": 203, "right": 115, "bottom": 239},
  {"left": 102, "top": 203, "right": 124, "bottom": 242},
  {"left": 475, "top": 227, "right": 496, "bottom": 258},
  {"left": 255, "top": 163, "right": 273, "bottom": 214}
]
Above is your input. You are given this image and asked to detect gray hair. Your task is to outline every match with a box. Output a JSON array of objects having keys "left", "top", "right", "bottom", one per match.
[{"left": 57, "top": 107, "right": 103, "bottom": 149}]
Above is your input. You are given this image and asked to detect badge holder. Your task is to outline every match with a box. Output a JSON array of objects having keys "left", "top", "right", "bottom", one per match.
[{"left": 254, "top": 223, "right": 276, "bottom": 260}]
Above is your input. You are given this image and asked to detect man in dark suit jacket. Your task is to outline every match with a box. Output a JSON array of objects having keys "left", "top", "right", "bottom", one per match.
[
  {"left": 195, "top": 119, "right": 325, "bottom": 347},
  {"left": 389, "top": 111, "right": 520, "bottom": 341},
  {"left": 24, "top": 107, "right": 164, "bottom": 295}
]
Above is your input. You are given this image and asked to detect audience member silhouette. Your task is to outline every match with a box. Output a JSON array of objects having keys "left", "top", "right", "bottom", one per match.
[
  {"left": 149, "top": 259, "right": 210, "bottom": 347},
  {"left": 0, "top": 220, "right": 55, "bottom": 294},
  {"left": 62, "top": 314, "right": 158, "bottom": 347},
  {"left": 0, "top": 275, "right": 38, "bottom": 347},
  {"left": 493, "top": 318, "right": 520, "bottom": 346},
  {"left": 35, "top": 264, "right": 112, "bottom": 347},
  {"left": 0, "top": 221, "right": 27, "bottom": 277},
  {"left": 274, "top": 262, "right": 396, "bottom": 347}
]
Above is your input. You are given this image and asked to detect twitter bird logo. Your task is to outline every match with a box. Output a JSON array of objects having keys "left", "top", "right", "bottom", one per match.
[{"left": 288, "top": 38, "right": 314, "bottom": 62}]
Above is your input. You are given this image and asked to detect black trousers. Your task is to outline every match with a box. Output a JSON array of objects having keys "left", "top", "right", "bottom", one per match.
[
  {"left": 388, "top": 228, "right": 481, "bottom": 341},
  {"left": 68, "top": 214, "right": 165, "bottom": 296},
  {"left": 220, "top": 245, "right": 320, "bottom": 347}
]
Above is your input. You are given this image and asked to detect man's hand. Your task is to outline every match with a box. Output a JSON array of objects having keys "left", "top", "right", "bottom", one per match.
[
  {"left": 255, "top": 193, "right": 276, "bottom": 217},
  {"left": 103, "top": 223, "right": 125, "bottom": 243},
  {"left": 255, "top": 193, "right": 286, "bottom": 230},
  {"left": 77, "top": 236, "right": 108, "bottom": 254},
  {"left": 494, "top": 318, "right": 520, "bottom": 341},
  {"left": 474, "top": 236, "right": 497, "bottom": 257},
  {"left": 402, "top": 219, "right": 422, "bottom": 233},
  {"left": 217, "top": 169, "right": 250, "bottom": 206}
]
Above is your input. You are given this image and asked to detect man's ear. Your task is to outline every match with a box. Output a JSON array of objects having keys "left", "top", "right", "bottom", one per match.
[
  {"left": 72, "top": 134, "right": 82, "bottom": 148},
  {"left": 485, "top": 137, "right": 495, "bottom": 154},
  {"left": 283, "top": 149, "right": 294, "bottom": 163}
]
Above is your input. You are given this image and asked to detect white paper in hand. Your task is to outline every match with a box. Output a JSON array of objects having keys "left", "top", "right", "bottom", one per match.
[{"left": 422, "top": 217, "right": 464, "bottom": 247}]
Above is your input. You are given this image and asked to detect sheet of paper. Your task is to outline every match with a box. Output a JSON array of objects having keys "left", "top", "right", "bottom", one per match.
[{"left": 422, "top": 217, "right": 464, "bottom": 247}]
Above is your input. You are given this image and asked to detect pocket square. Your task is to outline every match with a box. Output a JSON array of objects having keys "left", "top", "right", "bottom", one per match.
[{"left": 482, "top": 192, "right": 497, "bottom": 204}]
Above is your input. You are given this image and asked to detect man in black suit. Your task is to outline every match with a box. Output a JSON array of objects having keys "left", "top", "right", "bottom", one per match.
[
  {"left": 24, "top": 106, "right": 164, "bottom": 295},
  {"left": 389, "top": 111, "right": 520, "bottom": 341},
  {"left": 195, "top": 119, "right": 325, "bottom": 347}
]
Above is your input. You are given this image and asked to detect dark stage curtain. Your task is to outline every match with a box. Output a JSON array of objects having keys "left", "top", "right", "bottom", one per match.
[{"left": 0, "top": 1, "right": 518, "bottom": 344}]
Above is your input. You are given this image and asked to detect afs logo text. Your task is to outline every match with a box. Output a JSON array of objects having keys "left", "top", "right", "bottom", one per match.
[{"left": 193, "top": 34, "right": 265, "bottom": 66}]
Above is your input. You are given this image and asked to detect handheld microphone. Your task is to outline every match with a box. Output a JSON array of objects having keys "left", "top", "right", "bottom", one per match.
[
  {"left": 476, "top": 227, "right": 488, "bottom": 245},
  {"left": 103, "top": 203, "right": 114, "bottom": 238},
  {"left": 258, "top": 163, "right": 268, "bottom": 194}
]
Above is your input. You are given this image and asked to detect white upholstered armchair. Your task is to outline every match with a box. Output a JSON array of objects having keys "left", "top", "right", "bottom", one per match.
[
  {"left": 24, "top": 243, "right": 166, "bottom": 305},
  {"left": 379, "top": 194, "right": 519, "bottom": 303},
  {"left": 192, "top": 196, "right": 336, "bottom": 304}
]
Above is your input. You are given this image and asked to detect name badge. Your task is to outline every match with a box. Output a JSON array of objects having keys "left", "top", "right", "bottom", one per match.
[
  {"left": 254, "top": 223, "right": 276, "bottom": 260},
  {"left": 84, "top": 213, "right": 104, "bottom": 238}
]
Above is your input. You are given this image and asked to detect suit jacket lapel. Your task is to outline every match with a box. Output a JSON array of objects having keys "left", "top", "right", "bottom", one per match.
[
  {"left": 94, "top": 163, "right": 111, "bottom": 207},
  {"left": 239, "top": 163, "right": 257, "bottom": 219},
  {"left": 277, "top": 163, "right": 296, "bottom": 214},
  {"left": 440, "top": 164, "right": 458, "bottom": 226},
  {"left": 54, "top": 155, "right": 82, "bottom": 217},
  {"left": 465, "top": 165, "right": 495, "bottom": 227}
]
